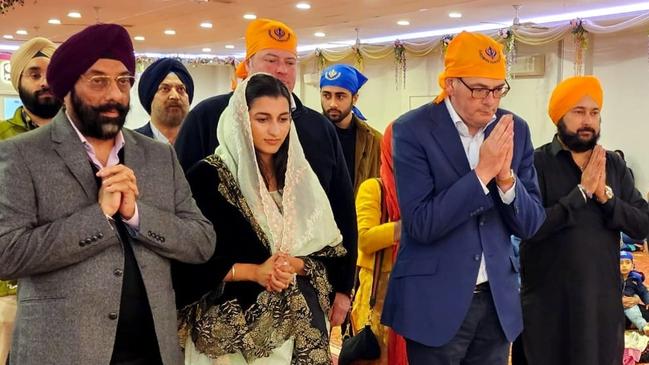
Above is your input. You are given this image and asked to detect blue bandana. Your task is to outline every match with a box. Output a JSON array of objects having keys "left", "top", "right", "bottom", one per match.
[
  {"left": 320, "top": 64, "right": 368, "bottom": 120},
  {"left": 621, "top": 251, "right": 634, "bottom": 261}
]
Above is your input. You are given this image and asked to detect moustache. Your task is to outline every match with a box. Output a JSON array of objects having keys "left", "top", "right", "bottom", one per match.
[
  {"left": 35, "top": 88, "right": 54, "bottom": 98},
  {"left": 94, "top": 102, "right": 129, "bottom": 114},
  {"left": 576, "top": 127, "right": 596, "bottom": 134}
]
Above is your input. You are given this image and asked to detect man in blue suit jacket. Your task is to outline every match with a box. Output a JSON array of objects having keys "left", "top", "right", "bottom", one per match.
[{"left": 382, "top": 31, "right": 545, "bottom": 365}]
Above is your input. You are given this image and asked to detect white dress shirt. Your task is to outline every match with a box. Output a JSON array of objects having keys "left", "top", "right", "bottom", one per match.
[{"left": 444, "top": 98, "right": 516, "bottom": 285}]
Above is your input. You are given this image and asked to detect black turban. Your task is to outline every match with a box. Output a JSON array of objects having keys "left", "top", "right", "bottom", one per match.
[{"left": 138, "top": 58, "right": 194, "bottom": 114}]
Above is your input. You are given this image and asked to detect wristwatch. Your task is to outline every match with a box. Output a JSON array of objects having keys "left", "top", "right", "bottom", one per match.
[{"left": 496, "top": 169, "right": 516, "bottom": 186}]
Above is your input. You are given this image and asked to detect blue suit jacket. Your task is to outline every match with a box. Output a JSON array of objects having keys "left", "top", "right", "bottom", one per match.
[
  {"left": 134, "top": 122, "right": 154, "bottom": 139},
  {"left": 381, "top": 101, "right": 545, "bottom": 347}
]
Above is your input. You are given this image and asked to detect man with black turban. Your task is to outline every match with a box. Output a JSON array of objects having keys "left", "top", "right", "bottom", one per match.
[
  {"left": 0, "top": 23, "right": 215, "bottom": 365},
  {"left": 135, "top": 58, "right": 194, "bottom": 144}
]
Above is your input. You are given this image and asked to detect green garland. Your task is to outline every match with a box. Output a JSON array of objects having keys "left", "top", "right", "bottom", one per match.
[{"left": 0, "top": 0, "right": 24, "bottom": 14}]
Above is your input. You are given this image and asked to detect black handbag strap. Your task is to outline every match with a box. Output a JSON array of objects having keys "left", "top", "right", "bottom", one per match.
[{"left": 369, "top": 178, "right": 388, "bottom": 309}]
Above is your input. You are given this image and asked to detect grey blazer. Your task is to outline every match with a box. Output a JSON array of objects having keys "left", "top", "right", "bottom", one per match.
[{"left": 0, "top": 111, "right": 216, "bottom": 365}]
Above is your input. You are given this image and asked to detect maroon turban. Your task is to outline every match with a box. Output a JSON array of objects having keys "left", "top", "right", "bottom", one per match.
[{"left": 48, "top": 23, "right": 135, "bottom": 99}]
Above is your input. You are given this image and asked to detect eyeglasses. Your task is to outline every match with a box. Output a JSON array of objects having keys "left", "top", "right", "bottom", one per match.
[
  {"left": 457, "top": 78, "right": 510, "bottom": 99},
  {"left": 82, "top": 74, "right": 135, "bottom": 92}
]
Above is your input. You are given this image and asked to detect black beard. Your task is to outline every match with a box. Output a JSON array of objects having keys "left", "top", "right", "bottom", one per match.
[
  {"left": 18, "top": 86, "right": 62, "bottom": 119},
  {"left": 70, "top": 90, "right": 129, "bottom": 140},
  {"left": 323, "top": 105, "right": 353, "bottom": 125},
  {"left": 557, "top": 119, "right": 600, "bottom": 153}
]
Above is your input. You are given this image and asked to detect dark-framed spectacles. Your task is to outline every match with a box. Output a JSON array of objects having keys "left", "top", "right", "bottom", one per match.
[
  {"left": 82, "top": 74, "right": 135, "bottom": 92},
  {"left": 458, "top": 78, "right": 510, "bottom": 99}
]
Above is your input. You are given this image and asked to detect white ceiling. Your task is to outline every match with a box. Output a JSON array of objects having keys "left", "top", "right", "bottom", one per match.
[{"left": 0, "top": 0, "right": 644, "bottom": 56}]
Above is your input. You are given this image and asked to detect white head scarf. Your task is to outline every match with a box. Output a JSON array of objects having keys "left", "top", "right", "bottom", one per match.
[{"left": 215, "top": 72, "right": 342, "bottom": 256}]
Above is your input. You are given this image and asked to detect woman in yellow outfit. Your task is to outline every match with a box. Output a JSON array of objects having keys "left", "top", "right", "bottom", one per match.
[{"left": 351, "top": 123, "right": 407, "bottom": 365}]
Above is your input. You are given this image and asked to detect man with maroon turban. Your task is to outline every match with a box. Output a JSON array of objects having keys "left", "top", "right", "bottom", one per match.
[{"left": 0, "top": 24, "right": 215, "bottom": 365}]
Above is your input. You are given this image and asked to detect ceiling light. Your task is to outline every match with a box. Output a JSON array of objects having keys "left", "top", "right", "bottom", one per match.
[
  {"left": 314, "top": 32, "right": 326, "bottom": 37},
  {"left": 134, "top": 36, "right": 145, "bottom": 41},
  {"left": 200, "top": 22, "right": 213, "bottom": 29},
  {"left": 225, "top": 44, "right": 235, "bottom": 49},
  {"left": 449, "top": 12, "right": 462, "bottom": 18},
  {"left": 397, "top": 20, "right": 410, "bottom": 26},
  {"left": 296, "top": 2, "right": 311, "bottom": 10},
  {"left": 3, "top": 35, "right": 13, "bottom": 40},
  {"left": 67, "top": 11, "right": 81, "bottom": 18},
  {"left": 164, "top": 29, "right": 176, "bottom": 35},
  {"left": 48, "top": 18, "right": 61, "bottom": 25},
  {"left": 243, "top": 13, "right": 257, "bottom": 20},
  {"left": 16, "top": 30, "right": 28, "bottom": 35},
  {"left": 202, "top": 47, "right": 211, "bottom": 52}
]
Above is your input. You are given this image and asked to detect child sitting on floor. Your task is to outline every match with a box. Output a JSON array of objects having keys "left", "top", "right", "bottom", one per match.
[{"left": 621, "top": 251, "right": 649, "bottom": 334}]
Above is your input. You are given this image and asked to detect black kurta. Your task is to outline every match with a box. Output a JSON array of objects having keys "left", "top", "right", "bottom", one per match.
[{"left": 521, "top": 136, "right": 649, "bottom": 365}]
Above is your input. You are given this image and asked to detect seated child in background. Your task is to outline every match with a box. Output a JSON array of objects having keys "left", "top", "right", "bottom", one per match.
[
  {"left": 621, "top": 251, "right": 649, "bottom": 334},
  {"left": 621, "top": 232, "right": 647, "bottom": 252}
]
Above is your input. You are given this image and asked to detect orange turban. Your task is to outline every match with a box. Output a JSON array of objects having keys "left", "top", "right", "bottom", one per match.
[
  {"left": 434, "top": 31, "right": 506, "bottom": 103},
  {"left": 548, "top": 76, "right": 603, "bottom": 125},
  {"left": 235, "top": 19, "right": 297, "bottom": 79}
]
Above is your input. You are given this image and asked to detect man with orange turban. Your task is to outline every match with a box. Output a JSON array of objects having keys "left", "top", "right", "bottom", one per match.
[
  {"left": 381, "top": 31, "right": 545, "bottom": 364},
  {"left": 174, "top": 19, "right": 358, "bottom": 329},
  {"left": 520, "top": 76, "right": 649, "bottom": 365}
]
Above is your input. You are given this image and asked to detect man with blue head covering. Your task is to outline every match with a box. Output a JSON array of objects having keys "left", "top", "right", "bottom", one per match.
[
  {"left": 320, "top": 64, "right": 381, "bottom": 194},
  {"left": 135, "top": 58, "right": 194, "bottom": 144}
]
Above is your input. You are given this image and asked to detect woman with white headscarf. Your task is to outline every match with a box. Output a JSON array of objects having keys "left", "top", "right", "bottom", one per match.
[{"left": 172, "top": 73, "right": 345, "bottom": 365}]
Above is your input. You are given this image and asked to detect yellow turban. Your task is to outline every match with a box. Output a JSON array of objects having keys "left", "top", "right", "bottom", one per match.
[
  {"left": 10, "top": 37, "right": 57, "bottom": 91},
  {"left": 548, "top": 76, "right": 603, "bottom": 125},
  {"left": 235, "top": 19, "right": 297, "bottom": 79},
  {"left": 434, "top": 31, "right": 506, "bottom": 103}
]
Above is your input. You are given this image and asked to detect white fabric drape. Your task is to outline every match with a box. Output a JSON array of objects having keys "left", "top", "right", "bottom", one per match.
[{"left": 215, "top": 72, "right": 342, "bottom": 257}]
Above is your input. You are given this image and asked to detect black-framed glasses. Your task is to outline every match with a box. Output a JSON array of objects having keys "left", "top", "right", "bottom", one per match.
[
  {"left": 458, "top": 78, "right": 510, "bottom": 99},
  {"left": 82, "top": 74, "right": 135, "bottom": 92}
]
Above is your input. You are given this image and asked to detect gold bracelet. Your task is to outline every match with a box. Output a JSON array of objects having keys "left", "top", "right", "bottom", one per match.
[{"left": 231, "top": 264, "right": 236, "bottom": 281}]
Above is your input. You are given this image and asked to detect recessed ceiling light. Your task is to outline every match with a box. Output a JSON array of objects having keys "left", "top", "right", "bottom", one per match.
[
  {"left": 202, "top": 47, "right": 212, "bottom": 52},
  {"left": 397, "top": 20, "right": 410, "bottom": 26},
  {"left": 200, "top": 22, "right": 213, "bottom": 29},
  {"left": 3, "top": 35, "right": 13, "bottom": 39},
  {"left": 134, "top": 36, "right": 145, "bottom": 41},
  {"left": 164, "top": 29, "right": 176, "bottom": 35},
  {"left": 314, "top": 32, "right": 326, "bottom": 37},
  {"left": 449, "top": 12, "right": 462, "bottom": 18},
  {"left": 67, "top": 11, "right": 81, "bottom": 18},
  {"left": 296, "top": 2, "right": 311, "bottom": 10},
  {"left": 48, "top": 18, "right": 61, "bottom": 25},
  {"left": 243, "top": 13, "right": 257, "bottom": 20},
  {"left": 16, "top": 29, "right": 28, "bottom": 35},
  {"left": 225, "top": 44, "right": 235, "bottom": 49}
]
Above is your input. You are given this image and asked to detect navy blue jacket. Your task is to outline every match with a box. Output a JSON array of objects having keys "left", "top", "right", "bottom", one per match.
[{"left": 381, "top": 101, "right": 545, "bottom": 346}]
